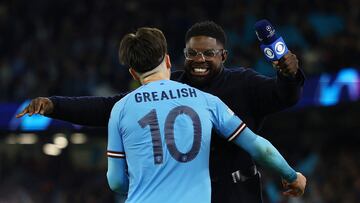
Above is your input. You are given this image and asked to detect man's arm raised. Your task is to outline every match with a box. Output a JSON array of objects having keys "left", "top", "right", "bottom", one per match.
[
  {"left": 16, "top": 95, "right": 125, "bottom": 127},
  {"left": 245, "top": 51, "right": 305, "bottom": 116}
]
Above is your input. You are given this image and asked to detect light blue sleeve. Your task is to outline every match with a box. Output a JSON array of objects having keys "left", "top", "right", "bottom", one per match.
[
  {"left": 208, "top": 95, "right": 245, "bottom": 138},
  {"left": 232, "top": 128, "right": 297, "bottom": 182},
  {"left": 107, "top": 101, "right": 129, "bottom": 195},
  {"left": 209, "top": 95, "right": 297, "bottom": 182}
]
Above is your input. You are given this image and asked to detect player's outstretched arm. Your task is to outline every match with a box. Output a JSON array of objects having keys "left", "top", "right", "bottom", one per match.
[
  {"left": 232, "top": 128, "right": 306, "bottom": 197},
  {"left": 16, "top": 95, "right": 125, "bottom": 127},
  {"left": 209, "top": 94, "right": 306, "bottom": 196}
]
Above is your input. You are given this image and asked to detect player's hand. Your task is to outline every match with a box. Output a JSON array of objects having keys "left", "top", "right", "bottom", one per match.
[
  {"left": 16, "top": 97, "right": 54, "bottom": 118},
  {"left": 282, "top": 172, "right": 306, "bottom": 197},
  {"left": 272, "top": 50, "right": 299, "bottom": 77}
]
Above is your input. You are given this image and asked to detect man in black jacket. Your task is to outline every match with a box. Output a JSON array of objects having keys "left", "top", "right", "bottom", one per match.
[{"left": 17, "top": 21, "right": 305, "bottom": 203}]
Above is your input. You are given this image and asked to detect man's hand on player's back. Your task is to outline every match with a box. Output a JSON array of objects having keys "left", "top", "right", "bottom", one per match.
[
  {"left": 16, "top": 97, "right": 54, "bottom": 118},
  {"left": 282, "top": 172, "right": 307, "bottom": 197}
]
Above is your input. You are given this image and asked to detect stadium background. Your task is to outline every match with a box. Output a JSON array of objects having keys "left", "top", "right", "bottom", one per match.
[{"left": 0, "top": 0, "right": 359, "bottom": 202}]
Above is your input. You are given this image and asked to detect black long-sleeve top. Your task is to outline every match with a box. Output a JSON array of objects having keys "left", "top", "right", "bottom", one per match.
[{"left": 49, "top": 66, "right": 304, "bottom": 178}]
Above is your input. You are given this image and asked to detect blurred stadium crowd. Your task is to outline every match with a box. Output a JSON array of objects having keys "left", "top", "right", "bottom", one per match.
[
  {"left": 1, "top": 0, "right": 360, "bottom": 202},
  {"left": 1, "top": 0, "right": 359, "bottom": 101}
]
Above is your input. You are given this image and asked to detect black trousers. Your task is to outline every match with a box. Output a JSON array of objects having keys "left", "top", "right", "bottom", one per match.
[{"left": 211, "top": 172, "right": 263, "bottom": 203}]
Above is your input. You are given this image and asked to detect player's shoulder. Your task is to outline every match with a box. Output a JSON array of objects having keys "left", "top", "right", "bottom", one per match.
[
  {"left": 201, "top": 91, "right": 222, "bottom": 104},
  {"left": 167, "top": 79, "right": 193, "bottom": 89},
  {"left": 112, "top": 90, "right": 137, "bottom": 113},
  {"left": 184, "top": 83, "right": 222, "bottom": 105}
]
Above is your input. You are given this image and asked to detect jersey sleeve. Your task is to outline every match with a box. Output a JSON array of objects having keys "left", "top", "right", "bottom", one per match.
[
  {"left": 208, "top": 95, "right": 246, "bottom": 141},
  {"left": 107, "top": 101, "right": 126, "bottom": 156},
  {"left": 107, "top": 101, "right": 129, "bottom": 194}
]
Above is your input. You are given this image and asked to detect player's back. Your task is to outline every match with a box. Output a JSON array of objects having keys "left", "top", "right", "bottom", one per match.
[{"left": 115, "top": 80, "right": 214, "bottom": 203}]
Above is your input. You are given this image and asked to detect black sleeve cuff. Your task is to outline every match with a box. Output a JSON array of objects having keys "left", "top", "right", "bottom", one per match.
[
  {"left": 47, "top": 96, "right": 60, "bottom": 118},
  {"left": 277, "top": 68, "right": 305, "bottom": 86}
]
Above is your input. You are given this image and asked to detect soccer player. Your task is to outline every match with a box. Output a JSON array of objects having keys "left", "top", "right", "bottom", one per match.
[
  {"left": 106, "top": 27, "right": 305, "bottom": 203},
  {"left": 17, "top": 21, "right": 305, "bottom": 202}
]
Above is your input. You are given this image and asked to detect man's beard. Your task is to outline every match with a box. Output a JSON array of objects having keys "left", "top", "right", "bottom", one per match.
[{"left": 184, "top": 61, "right": 221, "bottom": 87}]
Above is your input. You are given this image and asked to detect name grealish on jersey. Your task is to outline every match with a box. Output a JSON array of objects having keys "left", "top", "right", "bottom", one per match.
[{"left": 135, "top": 88, "right": 197, "bottom": 103}]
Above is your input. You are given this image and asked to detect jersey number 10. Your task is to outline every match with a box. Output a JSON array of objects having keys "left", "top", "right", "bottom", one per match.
[{"left": 138, "top": 105, "right": 202, "bottom": 164}]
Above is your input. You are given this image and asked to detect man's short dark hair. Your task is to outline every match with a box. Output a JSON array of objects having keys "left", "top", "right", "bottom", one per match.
[
  {"left": 185, "top": 21, "right": 227, "bottom": 47},
  {"left": 119, "top": 27, "right": 167, "bottom": 73}
]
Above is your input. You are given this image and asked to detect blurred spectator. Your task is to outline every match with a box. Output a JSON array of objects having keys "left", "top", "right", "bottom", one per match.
[{"left": 0, "top": 0, "right": 359, "bottom": 101}]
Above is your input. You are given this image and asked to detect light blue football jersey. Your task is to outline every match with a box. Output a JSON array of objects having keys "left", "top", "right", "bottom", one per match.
[{"left": 107, "top": 80, "right": 245, "bottom": 203}]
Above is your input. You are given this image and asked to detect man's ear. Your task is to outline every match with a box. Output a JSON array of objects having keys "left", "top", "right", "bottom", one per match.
[
  {"left": 129, "top": 68, "right": 140, "bottom": 81},
  {"left": 222, "top": 50, "right": 228, "bottom": 62},
  {"left": 165, "top": 54, "right": 171, "bottom": 70}
]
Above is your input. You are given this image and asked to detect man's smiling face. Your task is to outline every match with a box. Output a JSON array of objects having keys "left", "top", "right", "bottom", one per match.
[{"left": 184, "top": 36, "right": 226, "bottom": 86}]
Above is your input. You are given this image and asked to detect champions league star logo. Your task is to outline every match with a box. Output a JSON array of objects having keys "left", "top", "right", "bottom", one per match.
[
  {"left": 266, "top": 25, "right": 272, "bottom": 32},
  {"left": 266, "top": 25, "right": 276, "bottom": 38},
  {"left": 256, "top": 25, "right": 276, "bottom": 42}
]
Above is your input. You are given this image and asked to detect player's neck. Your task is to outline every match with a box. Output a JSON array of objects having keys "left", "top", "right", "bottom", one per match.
[{"left": 141, "top": 72, "right": 169, "bottom": 84}]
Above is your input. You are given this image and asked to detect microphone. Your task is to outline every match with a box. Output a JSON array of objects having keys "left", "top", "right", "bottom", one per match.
[{"left": 254, "top": 19, "right": 288, "bottom": 61}]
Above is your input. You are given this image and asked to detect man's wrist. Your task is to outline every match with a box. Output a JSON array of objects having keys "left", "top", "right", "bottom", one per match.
[
  {"left": 278, "top": 69, "right": 297, "bottom": 78},
  {"left": 285, "top": 170, "right": 298, "bottom": 183},
  {"left": 277, "top": 69, "right": 305, "bottom": 85},
  {"left": 47, "top": 96, "right": 58, "bottom": 116}
]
